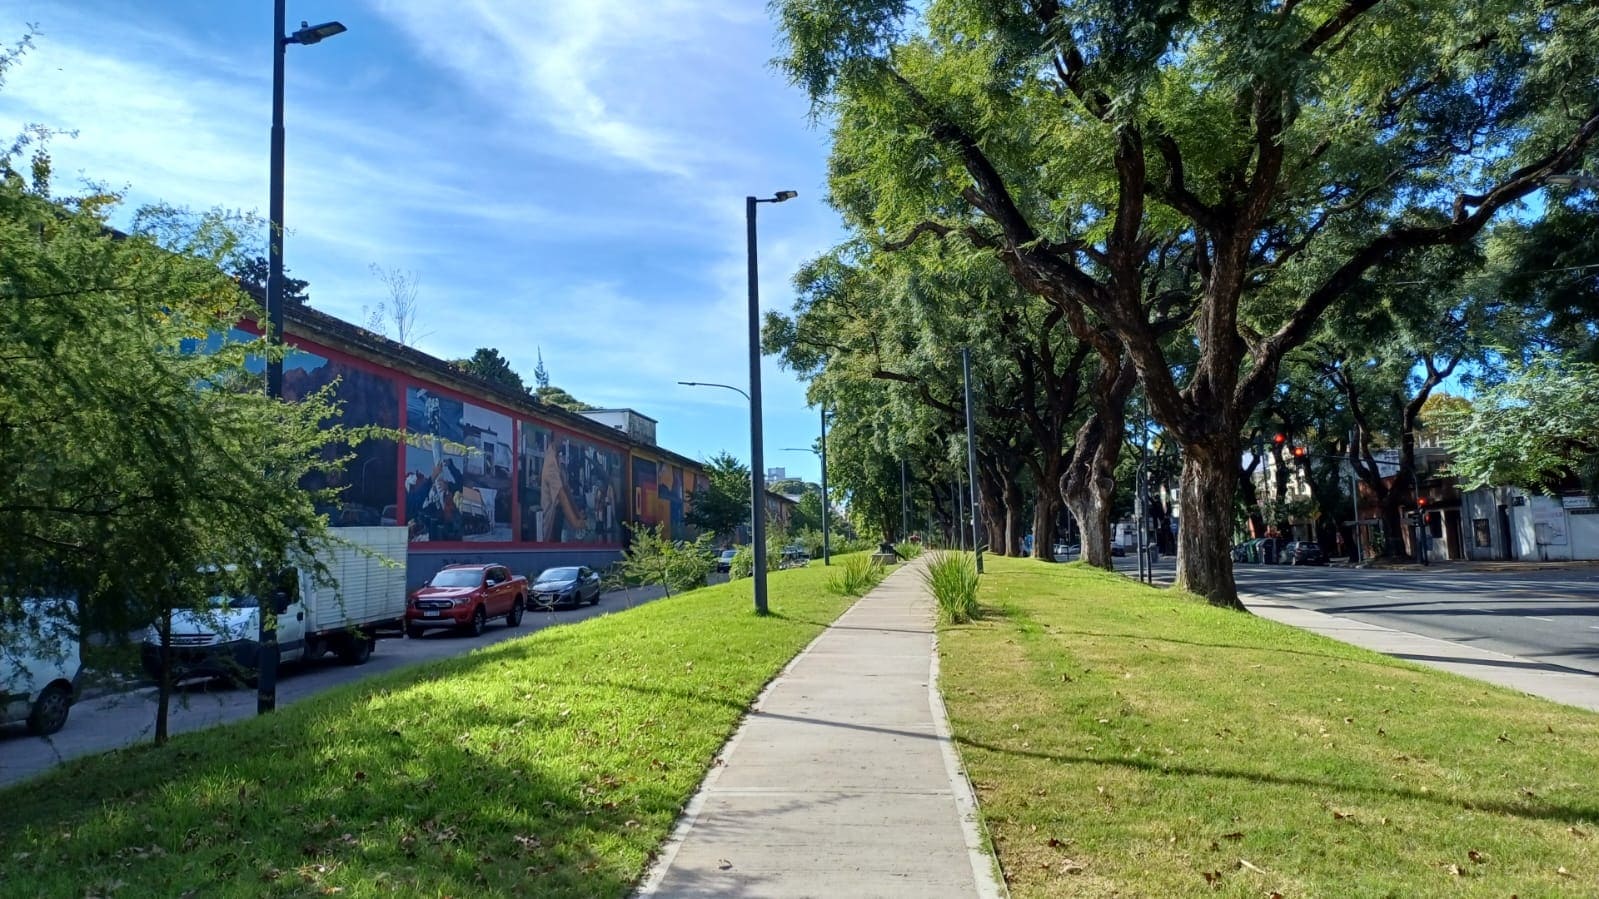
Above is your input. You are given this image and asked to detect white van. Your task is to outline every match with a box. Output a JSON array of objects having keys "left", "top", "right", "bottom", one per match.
[{"left": 1, "top": 598, "right": 82, "bottom": 736}]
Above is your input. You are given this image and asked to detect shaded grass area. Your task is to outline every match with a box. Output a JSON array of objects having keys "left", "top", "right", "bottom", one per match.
[
  {"left": 940, "top": 558, "right": 1599, "bottom": 898},
  {"left": 0, "top": 559, "right": 861, "bottom": 897}
]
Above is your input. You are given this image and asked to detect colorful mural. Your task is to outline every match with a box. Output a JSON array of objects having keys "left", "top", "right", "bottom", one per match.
[
  {"left": 404, "top": 387, "right": 514, "bottom": 542},
  {"left": 281, "top": 346, "right": 400, "bottom": 528},
  {"left": 183, "top": 329, "right": 400, "bottom": 527},
  {"left": 633, "top": 457, "right": 690, "bottom": 539},
  {"left": 519, "top": 425, "right": 624, "bottom": 544}
]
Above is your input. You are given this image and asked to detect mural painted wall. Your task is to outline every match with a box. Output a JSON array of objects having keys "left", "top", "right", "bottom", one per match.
[
  {"left": 188, "top": 325, "right": 685, "bottom": 549},
  {"left": 185, "top": 329, "right": 400, "bottom": 528},
  {"left": 404, "top": 387, "right": 514, "bottom": 543},
  {"left": 632, "top": 456, "right": 691, "bottom": 539},
  {"left": 520, "top": 425, "right": 624, "bottom": 544}
]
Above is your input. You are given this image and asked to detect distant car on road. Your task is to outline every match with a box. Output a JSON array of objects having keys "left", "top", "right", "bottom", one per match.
[
  {"left": 407, "top": 564, "right": 526, "bottom": 638},
  {"left": 531, "top": 566, "right": 602, "bottom": 610},
  {"left": 1286, "top": 541, "right": 1328, "bottom": 566},
  {"left": 715, "top": 549, "right": 738, "bottom": 573},
  {"left": 1111, "top": 544, "right": 1127, "bottom": 557}
]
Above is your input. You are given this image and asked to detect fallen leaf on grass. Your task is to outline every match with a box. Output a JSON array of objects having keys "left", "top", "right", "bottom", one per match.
[
  {"left": 1046, "top": 837, "right": 1065, "bottom": 848},
  {"left": 1238, "top": 859, "right": 1267, "bottom": 875},
  {"left": 1333, "top": 811, "right": 1353, "bottom": 820},
  {"left": 1497, "top": 733, "right": 1513, "bottom": 743},
  {"left": 718, "top": 859, "right": 733, "bottom": 871},
  {"left": 1569, "top": 827, "right": 1587, "bottom": 838},
  {"left": 1221, "top": 832, "right": 1244, "bottom": 841},
  {"left": 1468, "top": 850, "right": 1485, "bottom": 863},
  {"left": 1557, "top": 866, "right": 1570, "bottom": 876},
  {"left": 1445, "top": 864, "right": 1462, "bottom": 876},
  {"left": 1201, "top": 870, "right": 1222, "bottom": 885}
]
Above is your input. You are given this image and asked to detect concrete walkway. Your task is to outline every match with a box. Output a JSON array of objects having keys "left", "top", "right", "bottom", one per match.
[
  {"left": 637, "top": 559, "right": 1005, "bottom": 899},
  {"left": 1244, "top": 596, "right": 1599, "bottom": 713}
]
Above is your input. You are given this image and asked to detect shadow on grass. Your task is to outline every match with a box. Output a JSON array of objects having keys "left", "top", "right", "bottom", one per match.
[{"left": 954, "top": 735, "right": 1599, "bottom": 827}]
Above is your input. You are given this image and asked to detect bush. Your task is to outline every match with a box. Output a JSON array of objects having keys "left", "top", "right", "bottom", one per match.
[
  {"left": 825, "top": 555, "right": 885, "bottom": 597},
  {"left": 622, "top": 524, "right": 716, "bottom": 596},
  {"left": 923, "top": 551, "right": 979, "bottom": 624},
  {"left": 895, "top": 540, "right": 924, "bottom": 560},
  {"left": 728, "top": 545, "right": 754, "bottom": 580}
]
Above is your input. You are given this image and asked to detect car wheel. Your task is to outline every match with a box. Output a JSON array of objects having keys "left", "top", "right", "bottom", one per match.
[
  {"left": 507, "top": 598, "right": 524, "bottom": 627},
  {"left": 340, "top": 636, "right": 374, "bottom": 665},
  {"left": 589, "top": 589, "right": 600, "bottom": 606},
  {"left": 468, "top": 605, "right": 487, "bottom": 637},
  {"left": 406, "top": 624, "right": 425, "bottom": 639},
  {"left": 26, "top": 683, "right": 71, "bottom": 736}
]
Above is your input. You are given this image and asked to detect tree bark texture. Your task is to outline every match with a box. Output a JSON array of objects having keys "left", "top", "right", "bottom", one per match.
[{"left": 1175, "top": 437, "right": 1245, "bottom": 609}]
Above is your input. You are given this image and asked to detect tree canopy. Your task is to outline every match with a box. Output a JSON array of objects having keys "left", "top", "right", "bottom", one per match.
[{"left": 776, "top": 0, "right": 1599, "bottom": 604}]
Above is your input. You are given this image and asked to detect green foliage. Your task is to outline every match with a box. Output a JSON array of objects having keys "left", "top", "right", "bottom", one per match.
[
  {"left": 620, "top": 524, "right": 716, "bottom": 596},
  {"left": 533, "top": 384, "right": 596, "bottom": 412},
  {"left": 894, "top": 539, "right": 923, "bottom": 559},
  {"left": 0, "top": 141, "right": 370, "bottom": 727},
  {"left": 452, "top": 347, "right": 526, "bottom": 394},
  {"left": 684, "top": 452, "right": 752, "bottom": 537},
  {"left": 825, "top": 554, "right": 884, "bottom": 597},
  {"left": 921, "top": 550, "right": 979, "bottom": 624},
  {"left": 1438, "top": 352, "right": 1599, "bottom": 498},
  {"left": 728, "top": 544, "right": 755, "bottom": 581}
]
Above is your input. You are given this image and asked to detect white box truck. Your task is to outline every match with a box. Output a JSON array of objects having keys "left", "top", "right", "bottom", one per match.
[
  {"left": 1, "top": 598, "right": 81, "bottom": 735},
  {"left": 141, "top": 527, "right": 408, "bottom": 683}
]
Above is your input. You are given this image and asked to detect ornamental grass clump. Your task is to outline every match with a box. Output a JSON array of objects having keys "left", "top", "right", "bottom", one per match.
[
  {"left": 825, "top": 554, "right": 883, "bottom": 597},
  {"left": 923, "top": 551, "right": 979, "bottom": 624}
]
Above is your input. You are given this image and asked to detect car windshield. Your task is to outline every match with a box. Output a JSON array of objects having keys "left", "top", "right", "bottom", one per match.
[
  {"left": 428, "top": 569, "right": 483, "bottom": 588},
  {"left": 199, "top": 571, "right": 258, "bottom": 608},
  {"left": 720, "top": 550, "right": 737, "bottom": 559},
  {"left": 537, "top": 567, "right": 580, "bottom": 583}
]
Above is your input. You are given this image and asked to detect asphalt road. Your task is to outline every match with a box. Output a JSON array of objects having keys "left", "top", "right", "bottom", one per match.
[
  {"left": 0, "top": 582, "right": 674, "bottom": 788},
  {"left": 1112, "top": 553, "right": 1599, "bottom": 676}
]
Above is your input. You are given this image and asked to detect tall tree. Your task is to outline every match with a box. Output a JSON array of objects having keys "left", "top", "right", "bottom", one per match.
[
  {"left": 453, "top": 347, "right": 527, "bottom": 394},
  {"left": 684, "top": 452, "right": 754, "bottom": 539},
  {"left": 778, "top": 0, "right": 1599, "bottom": 607},
  {"left": 0, "top": 152, "right": 371, "bottom": 744},
  {"left": 230, "top": 255, "right": 309, "bottom": 305}
]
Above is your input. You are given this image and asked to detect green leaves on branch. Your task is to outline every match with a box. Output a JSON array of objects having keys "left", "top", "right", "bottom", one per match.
[{"left": 1438, "top": 353, "right": 1599, "bottom": 499}]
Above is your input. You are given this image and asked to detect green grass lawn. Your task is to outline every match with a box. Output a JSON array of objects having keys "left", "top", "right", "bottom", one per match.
[
  {"left": 0, "top": 561, "right": 857, "bottom": 898},
  {"left": 940, "top": 557, "right": 1599, "bottom": 897}
]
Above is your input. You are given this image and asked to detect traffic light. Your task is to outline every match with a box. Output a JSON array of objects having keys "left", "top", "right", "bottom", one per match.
[
  {"left": 1292, "top": 445, "right": 1307, "bottom": 459},
  {"left": 1273, "top": 433, "right": 1286, "bottom": 449}
]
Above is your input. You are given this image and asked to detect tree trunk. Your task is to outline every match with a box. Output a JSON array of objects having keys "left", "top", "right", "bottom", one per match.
[
  {"left": 1174, "top": 438, "right": 1245, "bottom": 609},
  {"left": 1002, "top": 474, "right": 1025, "bottom": 556},
  {"left": 155, "top": 607, "right": 172, "bottom": 746},
  {"left": 1032, "top": 488, "right": 1061, "bottom": 560}
]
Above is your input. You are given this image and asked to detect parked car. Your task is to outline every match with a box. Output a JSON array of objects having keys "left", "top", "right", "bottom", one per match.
[
  {"left": 1, "top": 598, "right": 80, "bottom": 736},
  {"left": 1110, "top": 543, "right": 1127, "bottom": 557},
  {"left": 715, "top": 549, "right": 738, "bottom": 573},
  {"left": 780, "top": 545, "right": 810, "bottom": 569},
  {"left": 407, "top": 564, "right": 526, "bottom": 638},
  {"left": 531, "top": 566, "right": 602, "bottom": 610},
  {"left": 1286, "top": 541, "right": 1328, "bottom": 566}
]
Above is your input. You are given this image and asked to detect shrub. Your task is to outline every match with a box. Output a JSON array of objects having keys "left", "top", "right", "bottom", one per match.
[
  {"left": 825, "top": 555, "right": 884, "bottom": 597},
  {"left": 623, "top": 524, "right": 716, "bottom": 596},
  {"left": 728, "top": 545, "right": 754, "bottom": 580},
  {"left": 923, "top": 551, "right": 979, "bottom": 624},
  {"left": 895, "top": 540, "right": 924, "bottom": 560}
]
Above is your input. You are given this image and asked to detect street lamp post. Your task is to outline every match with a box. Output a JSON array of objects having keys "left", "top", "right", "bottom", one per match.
[
  {"left": 744, "top": 191, "right": 796, "bottom": 615},
  {"left": 677, "top": 379, "right": 773, "bottom": 609},
  {"left": 780, "top": 406, "right": 831, "bottom": 566},
  {"left": 961, "top": 347, "right": 983, "bottom": 573},
  {"left": 263, "top": 2, "right": 345, "bottom": 716}
]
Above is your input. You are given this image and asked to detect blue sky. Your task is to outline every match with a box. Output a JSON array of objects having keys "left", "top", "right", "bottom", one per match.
[{"left": 0, "top": 0, "right": 838, "bottom": 484}]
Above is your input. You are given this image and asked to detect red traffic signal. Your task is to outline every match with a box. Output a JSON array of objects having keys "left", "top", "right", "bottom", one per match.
[
  {"left": 1417, "top": 496, "right": 1428, "bottom": 507},
  {"left": 1292, "top": 446, "right": 1307, "bottom": 458},
  {"left": 1273, "top": 433, "right": 1286, "bottom": 446}
]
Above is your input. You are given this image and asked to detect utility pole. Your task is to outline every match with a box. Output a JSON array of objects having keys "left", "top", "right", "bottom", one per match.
[
  {"left": 900, "top": 459, "right": 909, "bottom": 542},
  {"left": 961, "top": 347, "right": 984, "bottom": 573},
  {"left": 820, "top": 403, "right": 830, "bottom": 566},
  {"left": 1349, "top": 425, "right": 1361, "bottom": 565}
]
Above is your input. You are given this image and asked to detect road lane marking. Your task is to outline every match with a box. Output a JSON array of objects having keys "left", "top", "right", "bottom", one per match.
[{"left": 1527, "top": 616, "right": 1554, "bottom": 622}]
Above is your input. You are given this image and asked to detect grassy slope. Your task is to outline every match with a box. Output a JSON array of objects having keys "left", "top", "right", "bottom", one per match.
[
  {"left": 940, "top": 557, "right": 1599, "bottom": 898},
  {"left": 0, "top": 562, "right": 856, "bottom": 898}
]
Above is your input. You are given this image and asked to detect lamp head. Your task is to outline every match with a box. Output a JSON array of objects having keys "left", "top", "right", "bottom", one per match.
[
  {"left": 291, "top": 20, "right": 347, "bottom": 45},
  {"left": 773, "top": 190, "right": 798, "bottom": 202}
]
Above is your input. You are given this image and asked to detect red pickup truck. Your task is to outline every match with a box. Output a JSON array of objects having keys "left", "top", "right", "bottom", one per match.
[{"left": 406, "top": 564, "right": 527, "bottom": 638}]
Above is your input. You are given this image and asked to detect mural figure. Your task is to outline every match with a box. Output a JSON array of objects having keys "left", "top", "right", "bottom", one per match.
[{"left": 405, "top": 387, "right": 513, "bottom": 542}]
